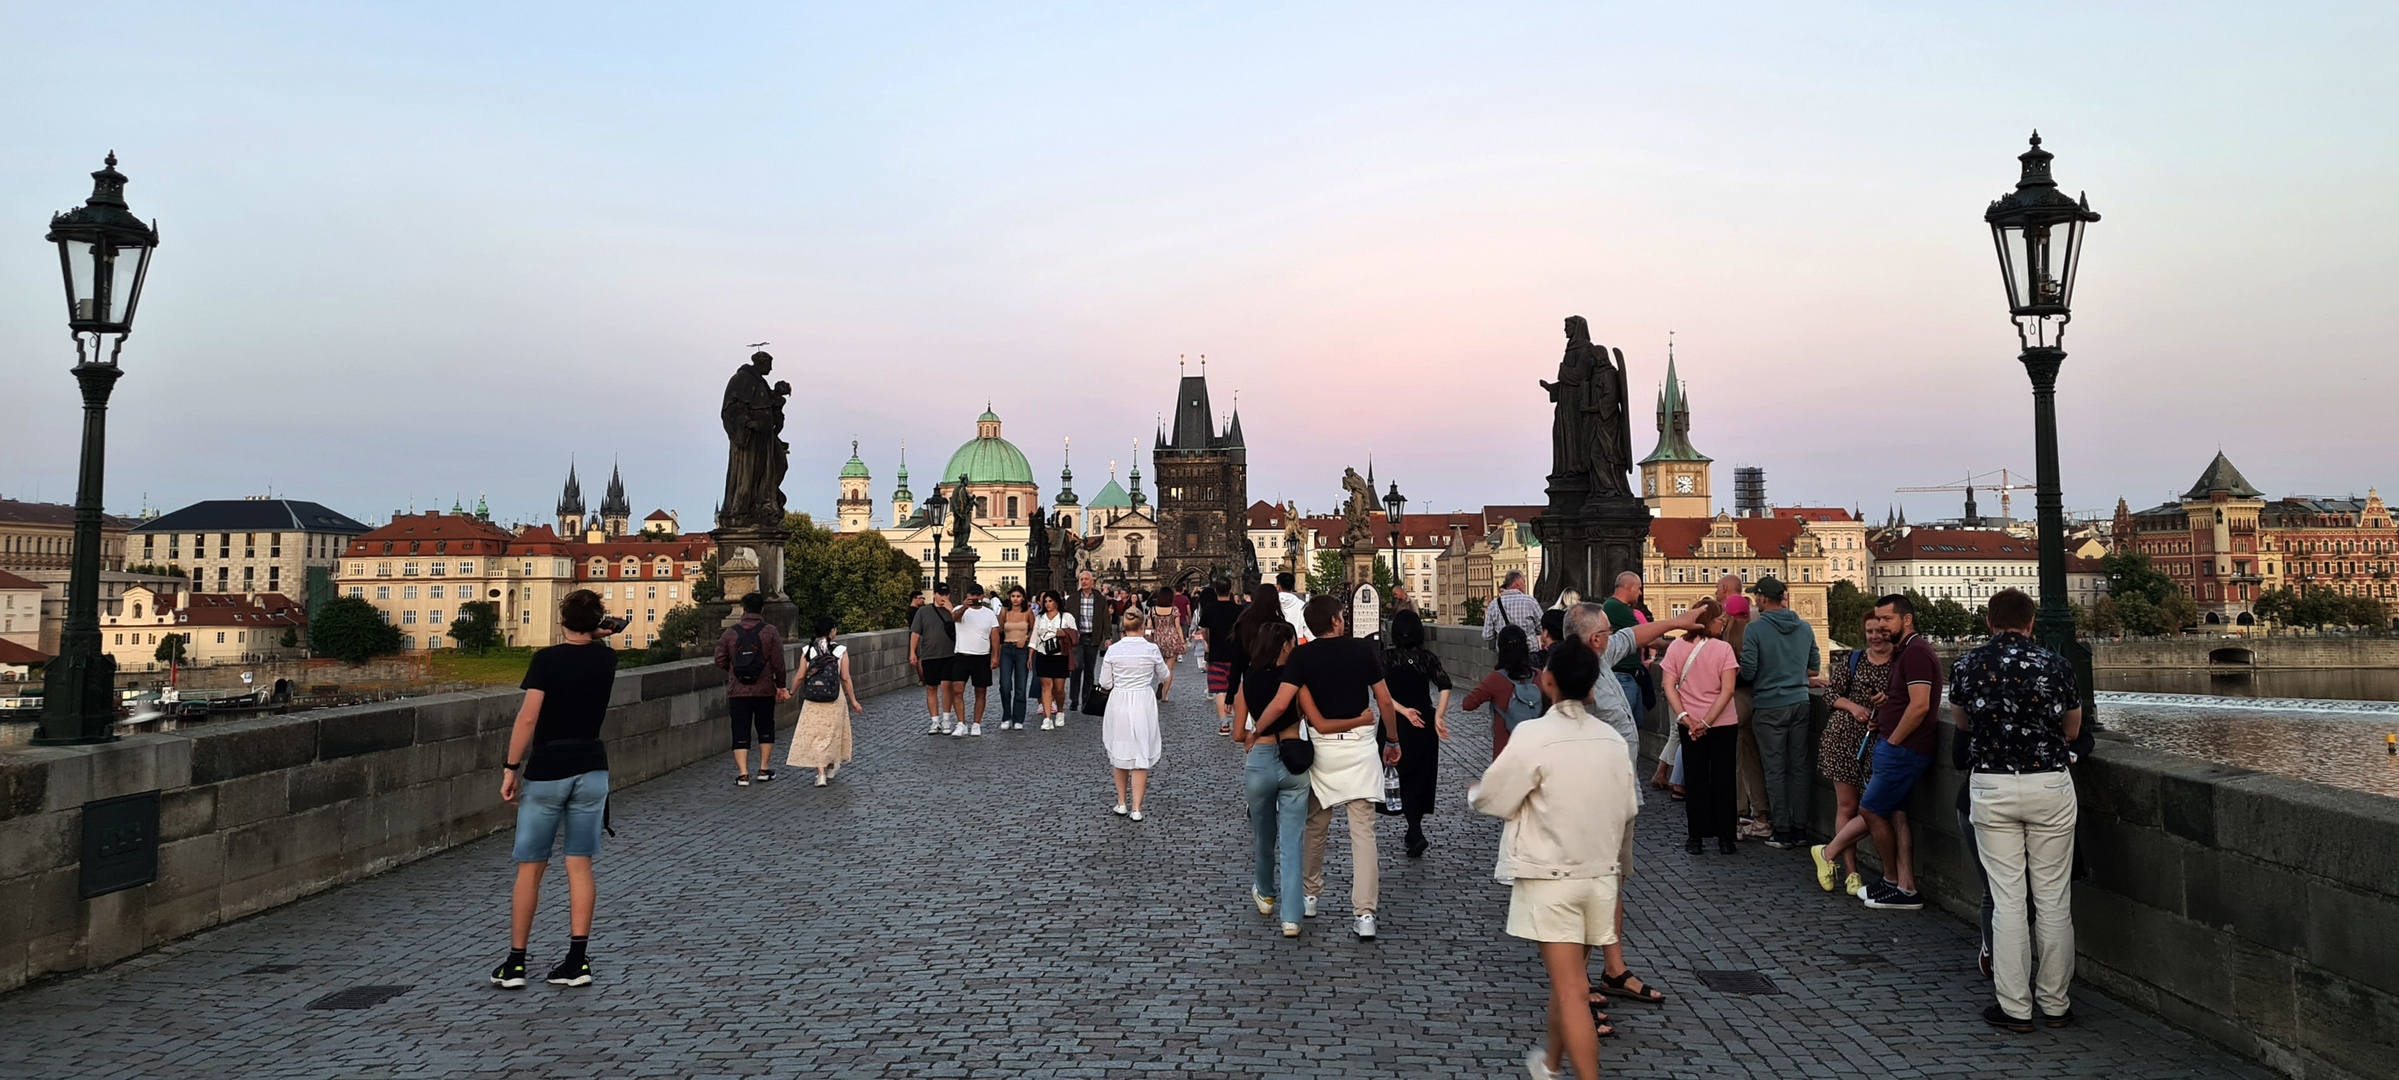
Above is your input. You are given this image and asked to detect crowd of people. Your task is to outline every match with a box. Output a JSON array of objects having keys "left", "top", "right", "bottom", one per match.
[{"left": 485, "top": 567, "right": 2092, "bottom": 1080}]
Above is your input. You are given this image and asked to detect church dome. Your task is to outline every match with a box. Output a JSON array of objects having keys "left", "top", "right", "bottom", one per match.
[
  {"left": 839, "top": 445, "right": 870, "bottom": 479},
  {"left": 939, "top": 411, "right": 1035, "bottom": 487}
]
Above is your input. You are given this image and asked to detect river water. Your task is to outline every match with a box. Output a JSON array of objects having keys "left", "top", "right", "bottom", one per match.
[{"left": 2097, "top": 690, "right": 2399, "bottom": 798}]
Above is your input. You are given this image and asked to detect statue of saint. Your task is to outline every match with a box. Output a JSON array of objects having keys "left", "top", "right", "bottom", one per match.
[
  {"left": 719, "top": 351, "right": 791, "bottom": 528},
  {"left": 1340, "top": 467, "right": 1375, "bottom": 549},
  {"left": 1541, "top": 319, "right": 1597, "bottom": 492}
]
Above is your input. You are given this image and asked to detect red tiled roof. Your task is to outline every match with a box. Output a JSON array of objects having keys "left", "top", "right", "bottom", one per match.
[
  {"left": 344, "top": 512, "right": 515, "bottom": 556},
  {"left": 643, "top": 510, "right": 676, "bottom": 521},
  {"left": 0, "top": 639, "right": 49, "bottom": 665},
  {"left": 1648, "top": 517, "right": 1809, "bottom": 558},
  {"left": 173, "top": 592, "right": 306, "bottom": 627},
  {"left": 1869, "top": 528, "right": 2037, "bottom": 561},
  {"left": 1247, "top": 501, "right": 1286, "bottom": 529},
  {"left": 1773, "top": 507, "right": 1858, "bottom": 522},
  {"left": 0, "top": 498, "right": 133, "bottom": 529},
  {"left": 0, "top": 569, "right": 41, "bottom": 591}
]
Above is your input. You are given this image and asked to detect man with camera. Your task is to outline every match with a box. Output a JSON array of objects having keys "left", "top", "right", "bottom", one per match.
[{"left": 491, "top": 589, "right": 621, "bottom": 989}]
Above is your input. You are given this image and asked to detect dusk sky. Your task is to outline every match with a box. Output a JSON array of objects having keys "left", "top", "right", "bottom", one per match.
[{"left": 4, "top": 3, "right": 2392, "bottom": 530}]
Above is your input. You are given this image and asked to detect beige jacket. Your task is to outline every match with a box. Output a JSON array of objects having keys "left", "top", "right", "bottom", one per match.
[{"left": 1469, "top": 698, "right": 1639, "bottom": 882}]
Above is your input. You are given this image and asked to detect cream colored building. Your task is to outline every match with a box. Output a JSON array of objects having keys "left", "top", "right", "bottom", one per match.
[
  {"left": 1644, "top": 514, "right": 1834, "bottom": 655},
  {"left": 102, "top": 586, "right": 307, "bottom": 672},
  {"left": 0, "top": 497, "right": 130, "bottom": 574},
  {"left": 130, "top": 497, "right": 369, "bottom": 604},
  {"left": 336, "top": 511, "right": 713, "bottom": 652},
  {"left": 859, "top": 412, "right": 1048, "bottom": 593},
  {"left": 1, "top": 570, "right": 43, "bottom": 659},
  {"left": 1866, "top": 527, "right": 2041, "bottom": 610},
  {"left": 1774, "top": 507, "right": 1870, "bottom": 588}
]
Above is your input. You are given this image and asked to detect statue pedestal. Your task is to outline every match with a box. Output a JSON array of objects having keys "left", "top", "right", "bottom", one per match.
[
  {"left": 1531, "top": 495, "right": 1650, "bottom": 606},
  {"left": 709, "top": 525, "right": 798, "bottom": 635},
  {"left": 945, "top": 546, "right": 981, "bottom": 604},
  {"left": 1344, "top": 544, "right": 1378, "bottom": 594}
]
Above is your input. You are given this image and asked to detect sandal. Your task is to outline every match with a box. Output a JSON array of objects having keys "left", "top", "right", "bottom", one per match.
[
  {"left": 755, "top": 769, "right": 775, "bottom": 782},
  {"left": 1601, "top": 969, "right": 1666, "bottom": 1004},
  {"left": 1585, "top": 997, "right": 1617, "bottom": 1038},
  {"left": 734, "top": 773, "right": 751, "bottom": 787}
]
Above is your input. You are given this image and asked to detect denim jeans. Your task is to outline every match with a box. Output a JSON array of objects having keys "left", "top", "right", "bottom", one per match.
[
  {"left": 997, "top": 644, "right": 1030, "bottom": 725},
  {"left": 1244, "top": 743, "right": 1309, "bottom": 918}
]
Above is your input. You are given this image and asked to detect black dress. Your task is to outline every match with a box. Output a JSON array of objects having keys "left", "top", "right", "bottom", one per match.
[{"left": 1380, "top": 647, "right": 1452, "bottom": 817}]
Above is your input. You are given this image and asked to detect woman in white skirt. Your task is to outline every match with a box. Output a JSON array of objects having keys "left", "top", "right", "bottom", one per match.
[
  {"left": 785, "top": 615, "right": 862, "bottom": 786},
  {"left": 1099, "top": 612, "right": 1168, "bottom": 821}
]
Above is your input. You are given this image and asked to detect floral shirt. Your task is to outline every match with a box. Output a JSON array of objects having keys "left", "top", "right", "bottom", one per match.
[{"left": 1947, "top": 631, "right": 2076, "bottom": 772}]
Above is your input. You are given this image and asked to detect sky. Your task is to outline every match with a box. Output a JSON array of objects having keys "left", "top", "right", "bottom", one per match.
[{"left": 3, "top": 2, "right": 2394, "bottom": 531}]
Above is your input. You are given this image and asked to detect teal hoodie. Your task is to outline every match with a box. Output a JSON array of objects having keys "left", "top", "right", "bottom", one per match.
[{"left": 1739, "top": 606, "right": 1821, "bottom": 709}]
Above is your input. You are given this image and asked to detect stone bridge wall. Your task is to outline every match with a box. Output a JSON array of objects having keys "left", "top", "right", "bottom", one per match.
[
  {"left": 2091, "top": 635, "right": 2399, "bottom": 670},
  {"left": 1428, "top": 625, "right": 2396, "bottom": 1079},
  {"left": 0, "top": 627, "right": 915, "bottom": 995}
]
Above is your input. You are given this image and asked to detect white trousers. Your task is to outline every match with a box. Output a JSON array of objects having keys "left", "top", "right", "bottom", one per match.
[{"left": 1969, "top": 770, "right": 2079, "bottom": 1019}]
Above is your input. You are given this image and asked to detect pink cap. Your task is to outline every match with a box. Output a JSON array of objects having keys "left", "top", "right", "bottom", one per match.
[{"left": 1723, "top": 596, "right": 1752, "bottom": 617}]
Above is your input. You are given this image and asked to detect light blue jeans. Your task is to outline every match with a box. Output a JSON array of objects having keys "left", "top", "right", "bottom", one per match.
[{"left": 1244, "top": 743, "right": 1309, "bottom": 917}]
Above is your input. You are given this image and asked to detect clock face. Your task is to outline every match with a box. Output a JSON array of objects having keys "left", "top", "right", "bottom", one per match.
[{"left": 1674, "top": 475, "right": 1695, "bottom": 494}]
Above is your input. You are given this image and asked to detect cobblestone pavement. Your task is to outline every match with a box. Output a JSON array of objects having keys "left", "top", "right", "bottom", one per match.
[{"left": 0, "top": 661, "right": 2268, "bottom": 1079}]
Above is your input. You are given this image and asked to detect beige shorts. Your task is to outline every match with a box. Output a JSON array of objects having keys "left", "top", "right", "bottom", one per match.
[{"left": 1506, "top": 874, "right": 1622, "bottom": 947}]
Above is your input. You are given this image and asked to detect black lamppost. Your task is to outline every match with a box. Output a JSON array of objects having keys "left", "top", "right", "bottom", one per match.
[
  {"left": 1985, "top": 131, "right": 2099, "bottom": 714},
  {"left": 1382, "top": 481, "right": 1406, "bottom": 601},
  {"left": 37, "top": 154, "right": 159, "bottom": 746},
  {"left": 920, "top": 485, "right": 949, "bottom": 592}
]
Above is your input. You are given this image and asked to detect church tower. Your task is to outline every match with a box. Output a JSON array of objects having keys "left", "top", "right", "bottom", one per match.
[
  {"left": 891, "top": 443, "right": 915, "bottom": 525},
  {"left": 837, "top": 441, "right": 874, "bottom": 532},
  {"left": 1152, "top": 362, "right": 1251, "bottom": 589},
  {"left": 556, "top": 462, "right": 586, "bottom": 536},
  {"left": 600, "top": 463, "right": 632, "bottom": 539},
  {"left": 1638, "top": 346, "right": 1713, "bottom": 518},
  {"left": 1054, "top": 438, "right": 1081, "bottom": 537}
]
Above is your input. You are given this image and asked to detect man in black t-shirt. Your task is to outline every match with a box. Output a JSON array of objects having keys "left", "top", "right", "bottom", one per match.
[
  {"left": 1196, "top": 582, "right": 1243, "bottom": 735},
  {"left": 492, "top": 589, "right": 619, "bottom": 990}
]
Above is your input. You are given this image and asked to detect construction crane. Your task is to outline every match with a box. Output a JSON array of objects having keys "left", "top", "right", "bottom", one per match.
[{"left": 1896, "top": 469, "right": 2034, "bottom": 523}]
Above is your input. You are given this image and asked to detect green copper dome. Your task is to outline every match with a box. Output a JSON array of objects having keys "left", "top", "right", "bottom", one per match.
[
  {"left": 1088, "top": 476, "right": 1131, "bottom": 509},
  {"left": 839, "top": 455, "right": 870, "bottom": 479},
  {"left": 940, "top": 414, "right": 1035, "bottom": 486}
]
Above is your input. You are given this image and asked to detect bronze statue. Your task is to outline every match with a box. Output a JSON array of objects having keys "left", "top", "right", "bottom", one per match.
[
  {"left": 719, "top": 351, "right": 792, "bottom": 528},
  {"left": 1543, "top": 317, "right": 1633, "bottom": 502},
  {"left": 1340, "top": 467, "right": 1375, "bottom": 549}
]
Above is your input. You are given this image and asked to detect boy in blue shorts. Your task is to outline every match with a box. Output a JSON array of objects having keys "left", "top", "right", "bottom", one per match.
[{"left": 491, "top": 589, "right": 619, "bottom": 988}]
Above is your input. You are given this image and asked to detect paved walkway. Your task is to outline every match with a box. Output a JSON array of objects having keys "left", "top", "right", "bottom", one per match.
[{"left": 0, "top": 665, "right": 2267, "bottom": 1079}]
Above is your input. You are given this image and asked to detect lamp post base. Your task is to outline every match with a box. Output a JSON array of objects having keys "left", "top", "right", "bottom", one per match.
[{"left": 33, "top": 648, "right": 120, "bottom": 746}]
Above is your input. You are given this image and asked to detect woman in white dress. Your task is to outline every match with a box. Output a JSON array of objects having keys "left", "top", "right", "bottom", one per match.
[{"left": 1099, "top": 612, "right": 1168, "bottom": 821}]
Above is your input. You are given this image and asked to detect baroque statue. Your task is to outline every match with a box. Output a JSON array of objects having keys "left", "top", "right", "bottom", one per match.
[
  {"left": 719, "top": 350, "right": 792, "bottom": 529},
  {"left": 1340, "top": 467, "right": 1375, "bottom": 549},
  {"left": 1540, "top": 316, "right": 1634, "bottom": 502}
]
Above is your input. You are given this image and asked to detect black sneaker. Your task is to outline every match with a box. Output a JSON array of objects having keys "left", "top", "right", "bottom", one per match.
[
  {"left": 489, "top": 955, "right": 527, "bottom": 989},
  {"left": 1981, "top": 1004, "right": 2035, "bottom": 1033},
  {"left": 546, "top": 955, "right": 592, "bottom": 987},
  {"left": 1862, "top": 882, "right": 1924, "bottom": 910}
]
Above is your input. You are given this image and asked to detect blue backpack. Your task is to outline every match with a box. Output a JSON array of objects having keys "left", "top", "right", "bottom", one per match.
[{"left": 1494, "top": 674, "right": 1546, "bottom": 731}]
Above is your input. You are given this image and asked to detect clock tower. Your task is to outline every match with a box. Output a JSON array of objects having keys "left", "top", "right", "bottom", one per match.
[{"left": 1639, "top": 350, "right": 1713, "bottom": 517}]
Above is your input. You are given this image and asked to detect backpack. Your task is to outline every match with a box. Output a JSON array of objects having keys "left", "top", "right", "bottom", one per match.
[
  {"left": 800, "top": 642, "right": 842, "bottom": 703},
  {"left": 729, "top": 623, "right": 767, "bottom": 685},
  {"left": 1495, "top": 674, "right": 1546, "bottom": 731}
]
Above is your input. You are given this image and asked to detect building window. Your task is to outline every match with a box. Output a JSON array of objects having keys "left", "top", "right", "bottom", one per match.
[
  {"left": 458, "top": 560, "right": 476, "bottom": 575},
  {"left": 403, "top": 586, "right": 419, "bottom": 599},
  {"left": 430, "top": 562, "right": 447, "bottom": 576},
  {"left": 114, "top": 633, "right": 123, "bottom": 645},
  {"left": 349, "top": 587, "right": 364, "bottom": 598},
  {"left": 428, "top": 634, "right": 443, "bottom": 649},
  {"left": 403, "top": 562, "right": 420, "bottom": 577},
  {"left": 429, "top": 609, "right": 444, "bottom": 624},
  {"left": 402, "top": 610, "right": 418, "bottom": 624},
  {"left": 429, "top": 586, "right": 445, "bottom": 599},
  {"left": 376, "top": 586, "right": 391, "bottom": 600},
  {"left": 216, "top": 631, "right": 226, "bottom": 643}
]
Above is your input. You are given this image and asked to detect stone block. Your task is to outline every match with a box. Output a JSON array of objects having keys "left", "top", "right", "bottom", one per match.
[
  {"left": 287, "top": 758, "right": 368, "bottom": 813},
  {"left": 362, "top": 743, "right": 439, "bottom": 794},
  {"left": 212, "top": 771, "right": 289, "bottom": 829},
  {"left": 412, "top": 696, "right": 481, "bottom": 743},
  {"left": 319, "top": 705, "right": 416, "bottom": 760},
  {"left": 2159, "top": 759, "right": 2254, "bottom": 847},
  {"left": 2213, "top": 772, "right": 2399, "bottom": 899},
  {"left": 83, "top": 886, "right": 151, "bottom": 968},
  {"left": 669, "top": 693, "right": 703, "bottom": 728},
  {"left": 217, "top": 853, "right": 342, "bottom": 922},
  {"left": 23, "top": 865, "right": 79, "bottom": 942},
  {"left": 223, "top": 804, "right": 342, "bottom": 883},
  {"left": 431, "top": 737, "right": 480, "bottom": 779},
  {"left": 2295, "top": 966, "right": 2399, "bottom": 1080},
  {"left": 2074, "top": 742, "right": 2162, "bottom": 828},
  {"left": 0, "top": 758, "right": 47, "bottom": 822},
  {"left": 479, "top": 690, "right": 527, "bottom": 731},
  {"left": 155, "top": 834, "right": 226, "bottom": 901},
  {"left": 640, "top": 663, "right": 698, "bottom": 701},
  {"left": 2305, "top": 880, "right": 2399, "bottom": 998},
  {"left": 139, "top": 885, "right": 222, "bottom": 946},
  {"left": 2080, "top": 814, "right": 2187, "bottom": 917},
  {"left": 609, "top": 670, "right": 644, "bottom": 708},
  {"left": 187, "top": 717, "right": 318, "bottom": 785},
  {"left": 2071, "top": 886, "right": 2230, "bottom": 1011},
  {"left": 2226, "top": 936, "right": 2299, "bottom": 1046},
  {"left": 611, "top": 698, "right": 671, "bottom": 737},
  {"left": 158, "top": 786, "right": 216, "bottom": 842},
  {"left": 0, "top": 811, "right": 75, "bottom": 880},
  {"left": 2183, "top": 847, "right": 2309, "bottom": 956}
]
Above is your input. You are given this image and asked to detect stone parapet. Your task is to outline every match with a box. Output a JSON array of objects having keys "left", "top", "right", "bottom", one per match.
[{"left": 0, "top": 626, "right": 912, "bottom": 994}]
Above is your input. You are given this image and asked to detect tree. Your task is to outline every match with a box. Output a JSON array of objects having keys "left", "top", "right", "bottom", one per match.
[
  {"left": 311, "top": 595, "right": 404, "bottom": 664},
  {"left": 2084, "top": 595, "right": 2125, "bottom": 637},
  {"left": 448, "top": 600, "right": 502, "bottom": 653},
  {"left": 2158, "top": 590, "right": 2200, "bottom": 634},
  {"left": 690, "top": 554, "right": 723, "bottom": 605},
  {"left": 279, "top": 626, "right": 299, "bottom": 650},
  {"left": 1305, "top": 549, "right": 1394, "bottom": 608},
  {"left": 783, "top": 513, "right": 924, "bottom": 632},
  {"left": 1826, "top": 580, "right": 1874, "bottom": 648},
  {"left": 153, "top": 633, "right": 188, "bottom": 667},
  {"left": 2252, "top": 586, "right": 2299, "bottom": 628},
  {"left": 1924, "top": 597, "right": 1976, "bottom": 640},
  {"left": 1461, "top": 597, "right": 1486, "bottom": 626}
]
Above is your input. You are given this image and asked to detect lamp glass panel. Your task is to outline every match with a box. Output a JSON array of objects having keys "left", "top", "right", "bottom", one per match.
[
  {"left": 61, "top": 240, "right": 98, "bottom": 321},
  {"left": 104, "top": 243, "right": 149, "bottom": 326},
  {"left": 2055, "top": 216, "right": 2087, "bottom": 310}
]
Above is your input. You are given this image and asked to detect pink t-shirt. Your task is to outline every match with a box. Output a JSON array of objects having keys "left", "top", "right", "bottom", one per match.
[{"left": 1662, "top": 636, "right": 1741, "bottom": 727}]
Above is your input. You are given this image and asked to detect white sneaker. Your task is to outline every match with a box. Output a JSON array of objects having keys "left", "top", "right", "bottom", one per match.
[
  {"left": 1525, "top": 1046, "right": 1559, "bottom": 1080},
  {"left": 1129, "top": 810, "right": 1144, "bottom": 822},
  {"left": 1281, "top": 922, "right": 1301, "bottom": 938},
  {"left": 1112, "top": 803, "right": 1128, "bottom": 816},
  {"left": 927, "top": 716, "right": 943, "bottom": 734},
  {"left": 950, "top": 722, "right": 969, "bottom": 738},
  {"left": 1253, "top": 889, "right": 1274, "bottom": 915},
  {"left": 971, "top": 722, "right": 984, "bottom": 736},
  {"left": 1303, "top": 896, "right": 1318, "bottom": 918},
  {"left": 1040, "top": 716, "right": 1054, "bottom": 731},
  {"left": 1353, "top": 914, "right": 1376, "bottom": 940}
]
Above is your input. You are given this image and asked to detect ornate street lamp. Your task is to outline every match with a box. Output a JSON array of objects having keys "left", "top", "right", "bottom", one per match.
[
  {"left": 36, "top": 154, "right": 159, "bottom": 745},
  {"left": 1382, "top": 481, "right": 1406, "bottom": 600},
  {"left": 1985, "top": 131, "right": 2099, "bottom": 715}
]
